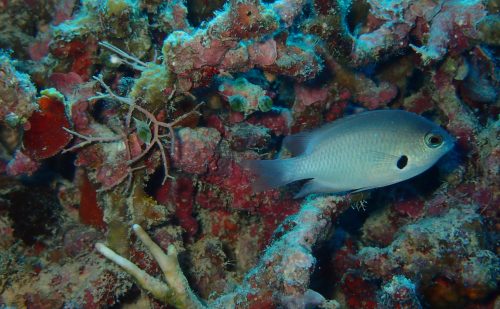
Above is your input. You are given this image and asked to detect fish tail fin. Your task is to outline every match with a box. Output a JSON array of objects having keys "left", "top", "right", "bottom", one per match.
[{"left": 241, "top": 158, "right": 298, "bottom": 192}]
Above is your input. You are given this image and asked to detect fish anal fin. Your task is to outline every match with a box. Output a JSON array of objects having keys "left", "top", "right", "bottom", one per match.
[
  {"left": 294, "top": 179, "right": 343, "bottom": 199},
  {"left": 350, "top": 186, "right": 377, "bottom": 194}
]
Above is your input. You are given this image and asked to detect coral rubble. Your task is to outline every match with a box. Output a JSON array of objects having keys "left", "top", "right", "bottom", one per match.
[{"left": 0, "top": 0, "right": 498, "bottom": 308}]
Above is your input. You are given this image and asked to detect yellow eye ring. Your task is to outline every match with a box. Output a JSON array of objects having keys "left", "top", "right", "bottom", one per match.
[{"left": 425, "top": 132, "right": 443, "bottom": 148}]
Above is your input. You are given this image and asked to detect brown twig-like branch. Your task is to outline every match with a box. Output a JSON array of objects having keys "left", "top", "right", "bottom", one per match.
[
  {"left": 62, "top": 128, "right": 122, "bottom": 153},
  {"left": 65, "top": 74, "right": 203, "bottom": 187}
]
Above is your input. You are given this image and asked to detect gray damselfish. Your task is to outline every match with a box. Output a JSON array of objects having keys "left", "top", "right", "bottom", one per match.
[{"left": 243, "top": 109, "right": 454, "bottom": 198}]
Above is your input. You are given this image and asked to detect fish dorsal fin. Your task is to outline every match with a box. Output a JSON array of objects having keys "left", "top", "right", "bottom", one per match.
[
  {"left": 282, "top": 131, "right": 315, "bottom": 156},
  {"left": 283, "top": 112, "right": 373, "bottom": 156},
  {"left": 283, "top": 110, "right": 410, "bottom": 157},
  {"left": 314, "top": 110, "right": 414, "bottom": 138}
]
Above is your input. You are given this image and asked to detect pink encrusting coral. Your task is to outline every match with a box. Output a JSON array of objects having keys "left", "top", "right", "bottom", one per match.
[
  {"left": 351, "top": 0, "right": 488, "bottom": 65},
  {"left": 162, "top": 0, "right": 323, "bottom": 92},
  {"left": 0, "top": 0, "right": 499, "bottom": 308}
]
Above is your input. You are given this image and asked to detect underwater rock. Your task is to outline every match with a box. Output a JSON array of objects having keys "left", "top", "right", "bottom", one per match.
[
  {"left": 172, "top": 127, "right": 221, "bottom": 174},
  {"left": 4, "top": 185, "right": 62, "bottom": 245},
  {"left": 378, "top": 275, "right": 422, "bottom": 309},
  {"left": 359, "top": 207, "right": 498, "bottom": 306},
  {"left": 226, "top": 122, "right": 271, "bottom": 151},
  {"left": 0, "top": 54, "right": 37, "bottom": 126},
  {"left": 156, "top": 177, "right": 198, "bottom": 237},
  {"left": 218, "top": 77, "right": 273, "bottom": 116}
]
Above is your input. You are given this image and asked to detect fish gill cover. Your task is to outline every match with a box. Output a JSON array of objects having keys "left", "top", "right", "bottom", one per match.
[{"left": 0, "top": 0, "right": 498, "bottom": 308}]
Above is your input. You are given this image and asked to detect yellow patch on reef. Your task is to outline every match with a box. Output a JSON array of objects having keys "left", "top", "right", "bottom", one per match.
[
  {"left": 130, "top": 63, "right": 173, "bottom": 110},
  {"left": 40, "top": 88, "right": 65, "bottom": 103},
  {"left": 106, "top": 0, "right": 133, "bottom": 15},
  {"left": 130, "top": 184, "right": 171, "bottom": 227}
]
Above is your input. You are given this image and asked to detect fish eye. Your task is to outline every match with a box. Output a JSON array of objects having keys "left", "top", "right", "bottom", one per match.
[{"left": 425, "top": 132, "right": 444, "bottom": 148}]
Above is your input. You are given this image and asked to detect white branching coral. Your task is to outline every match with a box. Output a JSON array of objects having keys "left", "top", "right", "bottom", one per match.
[{"left": 96, "top": 224, "right": 205, "bottom": 308}]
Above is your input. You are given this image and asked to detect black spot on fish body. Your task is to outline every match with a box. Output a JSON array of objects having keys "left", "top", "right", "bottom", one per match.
[{"left": 397, "top": 155, "right": 408, "bottom": 169}]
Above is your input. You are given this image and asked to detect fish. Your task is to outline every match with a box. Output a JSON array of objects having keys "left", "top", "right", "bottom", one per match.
[{"left": 243, "top": 109, "right": 454, "bottom": 198}]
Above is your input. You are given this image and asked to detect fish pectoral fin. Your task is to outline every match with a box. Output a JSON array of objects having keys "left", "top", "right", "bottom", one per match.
[
  {"left": 366, "top": 150, "right": 400, "bottom": 169},
  {"left": 294, "top": 179, "right": 344, "bottom": 199}
]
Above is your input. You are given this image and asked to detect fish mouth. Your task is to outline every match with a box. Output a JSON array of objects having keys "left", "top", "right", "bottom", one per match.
[{"left": 441, "top": 135, "right": 456, "bottom": 154}]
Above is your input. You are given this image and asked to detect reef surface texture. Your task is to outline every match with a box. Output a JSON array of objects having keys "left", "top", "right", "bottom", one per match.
[{"left": 0, "top": 0, "right": 498, "bottom": 308}]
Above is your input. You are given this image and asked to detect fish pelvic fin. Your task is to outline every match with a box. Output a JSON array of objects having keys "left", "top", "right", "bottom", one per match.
[{"left": 241, "top": 158, "right": 298, "bottom": 193}]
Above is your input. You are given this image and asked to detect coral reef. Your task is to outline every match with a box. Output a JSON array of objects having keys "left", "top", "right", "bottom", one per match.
[
  {"left": 96, "top": 196, "right": 347, "bottom": 308},
  {"left": 0, "top": 0, "right": 498, "bottom": 308}
]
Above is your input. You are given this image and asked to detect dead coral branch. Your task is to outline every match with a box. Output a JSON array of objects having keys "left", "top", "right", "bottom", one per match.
[{"left": 99, "top": 41, "right": 149, "bottom": 71}]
